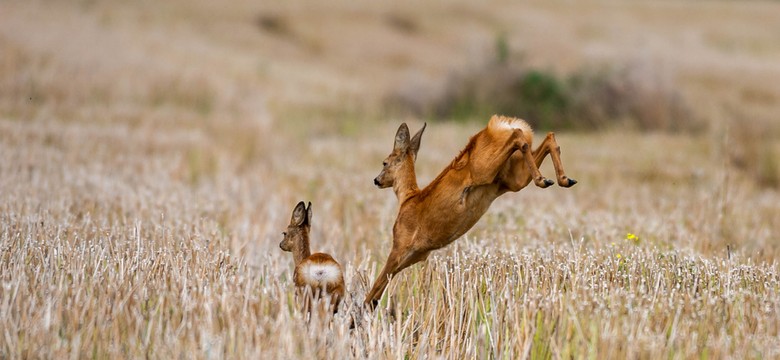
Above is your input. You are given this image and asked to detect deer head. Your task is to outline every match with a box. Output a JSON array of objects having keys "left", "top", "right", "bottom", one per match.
[
  {"left": 279, "top": 201, "right": 313, "bottom": 265},
  {"left": 374, "top": 122, "right": 426, "bottom": 189}
]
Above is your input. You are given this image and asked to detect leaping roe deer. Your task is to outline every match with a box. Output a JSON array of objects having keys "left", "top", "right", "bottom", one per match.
[
  {"left": 366, "top": 115, "right": 577, "bottom": 307},
  {"left": 280, "top": 201, "right": 345, "bottom": 314}
]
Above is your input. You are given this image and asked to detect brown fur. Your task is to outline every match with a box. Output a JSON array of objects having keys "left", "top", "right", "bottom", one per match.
[
  {"left": 280, "top": 202, "right": 345, "bottom": 313},
  {"left": 367, "top": 115, "right": 576, "bottom": 307},
  {"left": 293, "top": 253, "right": 345, "bottom": 298}
]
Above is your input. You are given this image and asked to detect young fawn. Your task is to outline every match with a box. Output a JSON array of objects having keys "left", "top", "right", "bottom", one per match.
[
  {"left": 366, "top": 115, "right": 577, "bottom": 307},
  {"left": 279, "top": 201, "right": 345, "bottom": 313}
]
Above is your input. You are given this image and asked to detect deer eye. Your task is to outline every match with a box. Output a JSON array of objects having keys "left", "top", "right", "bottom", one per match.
[
  {"left": 383, "top": 161, "right": 388, "bottom": 167},
  {"left": 282, "top": 232, "right": 287, "bottom": 236}
]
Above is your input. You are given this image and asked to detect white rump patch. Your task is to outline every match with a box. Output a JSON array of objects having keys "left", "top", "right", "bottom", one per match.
[
  {"left": 299, "top": 262, "right": 342, "bottom": 286},
  {"left": 495, "top": 119, "right": 523, "bottom": 129},
  {"left": 489, "top": 116, "right": 533, "bottom": 134}
]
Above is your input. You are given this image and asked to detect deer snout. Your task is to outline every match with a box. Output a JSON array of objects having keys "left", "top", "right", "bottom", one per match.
[{"left": 373, "top": 177, "right": 381, "bottom": 187}]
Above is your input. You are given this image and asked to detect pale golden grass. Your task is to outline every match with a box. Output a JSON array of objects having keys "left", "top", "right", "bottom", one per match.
[
  {"left": 1, "top": 0, "right": 779, "bottom": 358},
  {"left": 2, "top": 117, "right": 779, "bottom": 358}
]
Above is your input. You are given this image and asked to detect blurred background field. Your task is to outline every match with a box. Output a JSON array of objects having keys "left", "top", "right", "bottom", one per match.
[{"left": 1, "top": 0, "right": 779, "bottom": 358}]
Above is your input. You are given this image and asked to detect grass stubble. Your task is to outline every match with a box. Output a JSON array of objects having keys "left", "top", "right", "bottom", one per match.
[
  {"left": 2, "top": 118, "right": 778, "bottom": 359},
  {"left": 1, "top": 0, "right": 780, "bottom": 358}
]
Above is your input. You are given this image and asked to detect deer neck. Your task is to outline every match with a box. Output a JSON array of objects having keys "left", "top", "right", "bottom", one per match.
[
  {"left": 393, "top": 157, "right": 420, "bottom": 204},
  {"left": 292, "top": 232, "right": 311, "bottom": 266}
]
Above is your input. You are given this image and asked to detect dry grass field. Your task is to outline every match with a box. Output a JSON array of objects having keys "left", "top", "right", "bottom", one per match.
[{"left": 2, "top": 0, "right": 779, "bottom": 358}]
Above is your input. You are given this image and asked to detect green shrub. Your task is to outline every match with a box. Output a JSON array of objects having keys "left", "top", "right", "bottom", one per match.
[
  {"left": 511, "top": 70, "right": 571, "bottom": 129},
  {"left": 387, "top": 41, "right": 698, "bottom": 132}
]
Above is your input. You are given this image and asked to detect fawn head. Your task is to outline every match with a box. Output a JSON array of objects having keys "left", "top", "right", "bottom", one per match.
[
  {"left": 374, "top": 122, "right": 426, "bottom": 188},
  {"left": 279, "top": 201, "right": 312, "bottom": 252}
]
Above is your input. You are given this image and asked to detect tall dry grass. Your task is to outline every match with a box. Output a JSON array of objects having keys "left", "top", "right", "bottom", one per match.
[
  {"left": 2, "top": 117, "right": 779, "bottom": 358},
  {"left": 1, "top": 0, "right": 779, "bottom": 358}
]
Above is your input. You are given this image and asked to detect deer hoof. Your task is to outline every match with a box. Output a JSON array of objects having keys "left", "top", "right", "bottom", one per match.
[
  {"left": 541, "top": 179, "right": 554, "bottom": 188},
  {"left": 364, "top": 299, "right": 379, "bottom": 310},
  {"left": 559, "top": 177, "right": 577, "bottom": 187}
]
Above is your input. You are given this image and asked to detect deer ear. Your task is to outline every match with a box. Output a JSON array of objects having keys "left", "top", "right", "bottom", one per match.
[
  {"left": 305, "top": 201, "right": 313, "bottom": 225},
  {"left": 291, "top": 201, "right": 306, "bottom": 226},
  {"left": 394, "top": 123, "right": 410, "bottom": 151},
  {"left": 410, "top": 122, "right": 426, "bottom": 160}
]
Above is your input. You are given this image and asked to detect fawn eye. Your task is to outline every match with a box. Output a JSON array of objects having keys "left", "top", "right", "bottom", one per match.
[
  {"left": 383, "top": 161, "right": 388, "bottom": 166},
  {"left": 282, "top": 232, "right": 287, "bottom": 236}
]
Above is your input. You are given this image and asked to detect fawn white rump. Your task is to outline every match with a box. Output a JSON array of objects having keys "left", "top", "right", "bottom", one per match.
[{"left": 296, "top": 255, "right": 343, "bottom": 288}]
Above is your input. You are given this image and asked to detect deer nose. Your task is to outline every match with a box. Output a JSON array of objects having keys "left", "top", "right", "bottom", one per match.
[{"left": 373, "top": 177, "right": 380, "bottom": 186}]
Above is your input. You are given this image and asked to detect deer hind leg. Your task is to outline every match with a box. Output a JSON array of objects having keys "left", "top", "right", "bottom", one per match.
[
  {"left": 507, "top": 129, "right": 554, "bottom": 189},
  {"left": 519, "top": 133, "right": 555, "bottom": 188},
  {"left": 471, "top": 129, "right": 553, "bottom": 188},
  {"left": 364, "top": 248, "right": 429, "bottom": 309},
  {"left": 532, "top": 132, "right": 577, "bottom": 187},
  {"left": 499, "top": 132, "right": 577, "bottom": 191}
]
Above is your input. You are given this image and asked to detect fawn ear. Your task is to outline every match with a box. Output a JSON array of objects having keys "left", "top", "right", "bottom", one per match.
[
  {"left": 394, "top": 123, "right": 410, "bottom": 152},
  {"left": 410, "top": 122, "right": 426, "bottom": 160},
  {"left": 291, "top": 201, "right": 306, "bottom": 226},
  {"left": 305, "top": 201, "right": 313, "bottom": 226}
]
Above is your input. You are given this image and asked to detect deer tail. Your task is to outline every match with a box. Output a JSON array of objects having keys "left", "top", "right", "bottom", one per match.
[{"left": 487, "top": 115, "right": 533, "bottom": 138}]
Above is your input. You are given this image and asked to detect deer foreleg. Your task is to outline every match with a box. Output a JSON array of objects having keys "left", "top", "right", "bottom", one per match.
[
  {"left": 364, "top": 251, "right": 399, "bottom": 308},
  {"left": 364, "top": 247, "right": 429, "bottom": 309}
]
